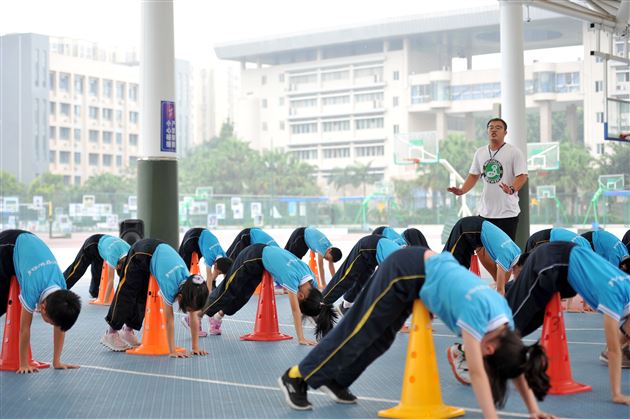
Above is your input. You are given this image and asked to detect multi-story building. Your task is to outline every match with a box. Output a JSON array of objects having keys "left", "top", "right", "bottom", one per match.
[
  {"left": 1, "top": 33, "right": 195, "bottom": 185},
  {"left": 215, "top": 5, "right": 627, "bottom": 188}
]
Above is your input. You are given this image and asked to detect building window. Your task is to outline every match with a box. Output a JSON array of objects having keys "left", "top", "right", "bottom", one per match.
[
  {"left": 74, "top": 153, "right": 81, "bottom": 164},
  {"left": 616, "top": 71, "right": 630, "bottom": 83},
  {"left": 596, "top": 143, "right": 605, "bottom": 154},
  {"left": 49, "top": 151, "right": 56, "bottom": 163},
  {"left": 89, "top": 78, "right": 99, "bottom": 97},
  {"left": 289, "top": 73, "right": 317, "bottom": 85},
  {"left": 322, "top": 95, "right": 350, "bottom": 106},
  {"left": 60, "top": 127, "right": 71, "bottom": 140},
  {"left": 60, "top": 103, "right": 71, "bottom": 117},
  {"left": 322, "top": 120, "right": 350, "bottom": 132},
  {"left": 63, "top": 176, "right": 71, "bottom": 185},
  {"left": 411, "top": 84, "right": 431, "bottom": 104},
  {"left": 321, "top": 70, "right": 349, "bottom": 82},
  {"left": 116, "top": 155, "right": 122, "bottom": 166},
  {"left": 103, "top": 154, "right": 112, "bottom": 166},
  {"left": 290, "top": 98, "right": 317, "bottom": 108},
  {"left": 291, "top": 122, "right": 318, "bottom": 134},
  {"left": 116, "top": 132, "right": 122, "bottom": 144},
  {"left": 59, "top": 73, "right": 70, "bottom": 92},
  {"left": 129, "top": 84, "right": 138, "bottom": 101},
  {"left": 393, "top": 70, "right": 400, "bottom": 81},
  {"left": 393, "top": 96, "right": 399, "bottom": 107},
  {"left": 596, "top": 112, "right": 604, "bottom": 123},
  {"left": 354, "top": 67, "right": 383, "bottom": 81},
  {"left": 103, "top": 80, "right": 113, "bottom": 98},
  {"left": 261, "top": 75, "right": 267, "bottom": 85},
  {"left": 393, "top": 124, "right": 399, "bottom": 134},
  {"left": 89, "top": 130, "right": 99, "bottom": 143},
  {"left": 129, "top": 134, "right": 138, "bottom": 146},
  {"left": 49, "top": 126, "right": 56, "bottom": 139},
  {"left": 74, "top": 105, "right": 82, "bottom": 118},
  {"left": 355, "top": 118, "right": 384, "bottom": 130},
  {"left": 355, "top": 144, "right": 385, "bottom": 157},
  {"left": 102, "top": 131, "right": 113, "bottom": 144},
  {"left": 116, "top": 110, "right": 123, "bottom": 122},
  {"left": 102, "top": 108, "right": 113, "bottom": 121},
  {"left": 59, "top": 151, "right": 70, "bottom": 164},
  {"left": 323, "top": 148, "right": 350, "bottom": 159},
  {"left": 129, "top": 156, "right": 138, "bottom": 167},
  {"left": 74, "top": 128, "right": 81, "bottom": 141},
  {"left": 555, "top": 72, "right": 580, "bottom": 93},
  {"left": 261, "top": 98, "right": 267, "bottom": 108},
  {"left": 293, "top": 149, "right": 318, "bottom": 160},
  {"left": 74, "top": 176, "right": 81, "bottom": 185},
  {"left": 355, "top": 92, "right": 384, "bottom": 103},
  {"left": 595, "top": 80, "right": 603, "bottom": 92},
  {"left": 116, "top": 82, "right": 126, "bottom": 100},
  {"left": 129, "top": 111, "right": 139, "bottom": 124},
  {"left": 74, "top": 75, "right": 84, "bottom": 95},
  {"left": 89, "top": 106, "right": 99, "bottom": 120},
  {"left": 89, "top": 153, "right": 99, "bottom": 166}
]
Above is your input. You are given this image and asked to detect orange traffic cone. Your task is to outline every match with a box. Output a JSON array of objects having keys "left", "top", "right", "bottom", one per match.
[
  {"left": 469, "top": 254, "right": 481, "bottom": 276},
  {"left": 127, "top": 275, "right": 185, "bottom": 356},
  {"left": 0, "top": 276, "right": 50, "bottom": 371},
  {"left": 90, "top": 264, "right": 113, "bottom": 305},
  {"left": 308, "top": 251, "right": 324, "bottom": 289},
  {"left": 379, "top": 300, "right": 465, "bottom": 418},
  {"left": 190, "top": 252, "right": 200, "bottom": 275},
  {"left": 541, "top": 293, "right": 592, "bottom": 395},
  {"left": 240, "top": 271, "right": 292, "bottom": 341}
]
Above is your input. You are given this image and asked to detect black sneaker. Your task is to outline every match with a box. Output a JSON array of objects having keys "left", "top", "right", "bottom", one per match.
[
  {"left": 278, "top": 369, "right": 312, "bottom": 410},
  {"left": 337, "top": 303, "right": 350, "bottom": 316},
  {"left": 320, "top": 381, "right": 358, "bottom": 404}
]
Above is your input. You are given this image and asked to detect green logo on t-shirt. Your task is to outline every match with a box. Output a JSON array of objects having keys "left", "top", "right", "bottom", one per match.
[{"left": 483, "top": 159, "right": 503, "bottom": 184}]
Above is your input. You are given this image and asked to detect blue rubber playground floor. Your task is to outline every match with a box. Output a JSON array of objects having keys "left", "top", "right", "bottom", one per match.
[{"left": 1, "top": 276, "right": 628, "bottom": 419}]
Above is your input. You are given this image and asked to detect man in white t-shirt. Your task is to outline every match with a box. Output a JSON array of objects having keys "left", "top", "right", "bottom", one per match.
[{"left": 447, "top": 117, "right": 528, "bottom": 241}]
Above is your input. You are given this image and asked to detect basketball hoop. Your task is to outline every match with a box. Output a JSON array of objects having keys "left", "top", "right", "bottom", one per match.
[
  {"left": 403, "top": 158, "right": 421, "bottom": 165},
  {"left": 538, "top": 171, "right": 548, "bottom": 177},
  {"left": 620, "top": 132, "right": 630, "bottom": 140}
]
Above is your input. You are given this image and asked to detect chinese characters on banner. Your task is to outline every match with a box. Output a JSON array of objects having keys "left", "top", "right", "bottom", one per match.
[{"left": 161, "top": 100, "right": 176, "bottom": 152}]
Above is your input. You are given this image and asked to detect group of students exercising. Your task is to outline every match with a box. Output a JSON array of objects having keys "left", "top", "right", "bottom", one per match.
[{"left": 1, "top": 220, "right": 629, "bottom": 417}]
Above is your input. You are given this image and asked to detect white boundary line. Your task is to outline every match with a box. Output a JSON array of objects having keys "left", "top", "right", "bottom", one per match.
[{"left": 81, "top": 364, "right": 531, "bottom": 418}]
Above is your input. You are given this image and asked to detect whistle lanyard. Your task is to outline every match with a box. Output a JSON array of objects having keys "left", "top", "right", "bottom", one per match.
[{"left": 488, "top": 142, "right": 506, "bottom": 160}]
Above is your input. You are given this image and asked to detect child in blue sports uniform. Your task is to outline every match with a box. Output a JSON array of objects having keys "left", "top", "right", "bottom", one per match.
[
  {"left": 0, "top": 230, "right": 81, "bottom": 373},
  {"left": 278, "top": 247, "right": 552, "bottom": 418},
  {"left": 178, "top": 227, "right": 233, "bottom": 337},
  {"left": 443, "top": 215, "right": 521, "bottom": 294},
  {"left": 103, "top": 239, "right": 209, "bottom": 357},
  {"left": 524, "top": 227, "right": 590, "bottom": 253},
  {"left": 581, "top": 230, "right": 630, "bottom": 274},
  {"left": 322, "top": 234, "right": 401, "bottom": 320},
  {"left": 402, "top": 227, "right": 430, "bottom": 247},
  {"left": 64, "top": 234, "right": 130, "bottom": 298},
  {"left": 449, "top": 242, "right": 630, "bottom": 406},
  {"left": 372, "top": 226, "right": 407, "bottom": 246},
  {"left": 285, "top": 227, "right": 342, "bottom": 286},
  {"left": 225, "top": 227, "right": 279, "bottom": 260},
  {"left": 201, "top": 244, "right": 335, "bottom": 343}
]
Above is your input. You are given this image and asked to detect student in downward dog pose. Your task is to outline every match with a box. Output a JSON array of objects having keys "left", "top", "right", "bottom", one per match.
[
  {"left": 523, "top": 227, "right": 590, "bottom": 253},
  {"left": 178, "top": 227, "right": 233, "bottom": 336},
  {"left": 224, "top": 227, "right": 279, "bottom": 260},
  {"left": 284, "top": 226, "right": 342, "bottom": 287},
  {"left": 64, "top": 234, "right": 130, "bottom": 299},
  {"left": 443, "top": 215, "right": 521, "bottom": 294},
  {"left": 0, "top": 230, "right": 81, "bottom": 373},
  {"left": 201, "top": 244, "right": 336, "bottom": 343},
  {"left": 322, "top": 234, "right": 401, "bottom": 320},
  {"left": 580, "top": 229, "right": 630, "bottom": 274},
  {"left": 372, "top": 226, "right": 407, "bottom": 246},
  {"left": 449, "top": 242, "right": 630, "bottom": 405},
  {"left": 402, "top": 227, "right": 430, "bottom": 248},
  {"left": 103, "top": 239, "right": 209, "bottom": 357},
  {"left": 278, "top": 246, "right": 552, "bottom": 418}
]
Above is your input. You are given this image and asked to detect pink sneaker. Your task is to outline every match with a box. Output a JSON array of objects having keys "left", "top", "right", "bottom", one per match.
[
  {"left": 181, "top": 315, "right": 208, "bottom": 338},
  {"left": 209, "top": 316, "right": 222, "bottom": 335}
]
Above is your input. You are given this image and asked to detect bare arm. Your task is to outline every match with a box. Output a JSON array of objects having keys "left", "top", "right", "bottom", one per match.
[
  {"left": 189, "top": 311, "right": 207, "bottom": 356},
  {"left": 104, "top": 265, "right": 115, "bottom": 303},
  {"left": 462, "top": 330, "right": 498, "bottom": 418},
  {"left": 52, "top": 326, "right": 79, "bottom": 370},
  {"left": 512, "top": 374, "right": 555, "bottom": 418},
  {"left": 494, "top": 265, "right": 510, "bottom": 296},
  {"left": 447, "top": 173, "right": 480, "bottom": 196},
  {"left": 500, "top": 173, "right": 528, "bottom": 196},
  {"left": 164, "top": 304, "right": 189, "bottom": 358},
  {"left": 288, "top": 292, "right": 316, "bottom": 346},
  {"left": 317, "top": 254, "right": 327, "bottom": 288},
  {"left": 17, "top": 308, "right": 37, "bottom": 374},
  {"left": 604, "top": 314, "right": 630, "bottom": 404}
]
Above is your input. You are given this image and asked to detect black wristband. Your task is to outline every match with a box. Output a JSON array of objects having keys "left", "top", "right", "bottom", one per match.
[{"left": 509, "top": 186, "right": 515, "bottom": 194}]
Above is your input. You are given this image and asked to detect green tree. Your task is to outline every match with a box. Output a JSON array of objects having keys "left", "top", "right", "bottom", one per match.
[
  {"left": 80, "top": 173, "right": 135, "bottom": 212},
  {"left": 253, "top": 150, "right": 320, "bottom": 196},
  {"left": 29, "top": 173, "right": 80, "bottom": 208},
  {"left": 597, "top": 142, "right": 630, "bottom": 185},
  {"left": 345, "top": 161, "right": 381, "bottom": 197},
  {"left": 219, "top": 119, "right": 234, "bottom": 140},
  {"left": 0, "top": 171, "right": 26, "bottom": 198},
  {"left": 326, "top": 167, "right": 354, "bottom": 197}
]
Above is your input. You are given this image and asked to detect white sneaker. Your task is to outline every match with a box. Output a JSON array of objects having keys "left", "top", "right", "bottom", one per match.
[
  {"left": 120, "top": 328, "right": 141, "bottom": 347},
  {"left": 181, "top": 314, "right": 208, "bottom": 337},
  {"left": 447, "top": 343, "right": 471, "bottom": 385},
  {"left": 100, "top": 331, "right": 131, "bottom": 352}
]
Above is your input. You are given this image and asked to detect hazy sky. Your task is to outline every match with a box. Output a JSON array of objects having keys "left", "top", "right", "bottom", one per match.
[{"left": 1, "top": 0, "right": 497, "bottom": 62}]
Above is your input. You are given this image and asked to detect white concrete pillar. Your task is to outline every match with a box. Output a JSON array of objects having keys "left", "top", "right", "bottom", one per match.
[
  {"left": 435, "top": 110, "right": 447, "bottom": 140},
  {"left": 539, "top": 101, "right": 552, "bottom": 142}
]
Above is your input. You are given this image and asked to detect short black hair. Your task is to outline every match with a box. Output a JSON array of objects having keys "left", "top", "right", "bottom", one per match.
[
  {"left": 487, "top": 117, "right": 507, "bottom": 131},
  {"left": 177, "top": 275, "right": 209, "bottom": 313},
  {"left": 43, "top": 290, "right": 82, "bottom": 331},
  {"left": 215, "top": 257, "right": 233, "bottom": 274},
  {"left": 116, "top": 255, "right": 127, "bottom": 279},
  {"left": 329, "top": 247, "right": 342, "bottom": 263},
  {"left": 620, "top": 256, "right": 630, "bottom": 274},
  {"left": 299, "top": 286, "right": 323, "bottom": 317}
]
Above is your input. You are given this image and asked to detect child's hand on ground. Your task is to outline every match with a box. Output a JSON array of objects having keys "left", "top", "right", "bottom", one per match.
[
  {"left": 53, "top": 362, "right": 80, "bottom": 370},
  {"left": 169, "top": 351, "right": 191, "bottom": 358},
  {"left": 299, "top": 338, "right": 316, "bottom": 346},
  {"left": 529, "top": 411, "right": 556, "bottom": 419},
  {"left": 191, "top": 348, "right": 208, "bottom": 356},
  {"left": 16, "top": 366, "right": 39, "bottom": 374}
]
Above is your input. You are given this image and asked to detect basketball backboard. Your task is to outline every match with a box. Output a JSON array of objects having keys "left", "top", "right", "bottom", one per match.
[
  {"left": 605, "top": 98, "right": 630, "bottom": 142},
  {"left": 536, "top": 185, "right": 556, "bottom": 199},
  {"left": 598, "top": 174, "right": 625, "bottom": 190},
  {"left": 394, "top": 132, "right": 439, "bottom": 165},
  {"left": 527, "top": 142, "right": 560, "bottom": 171}
]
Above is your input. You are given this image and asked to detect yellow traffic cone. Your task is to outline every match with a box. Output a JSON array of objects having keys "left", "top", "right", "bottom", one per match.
[{"left": 378, "top": 300, "right": 465, "bottom": 419}]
